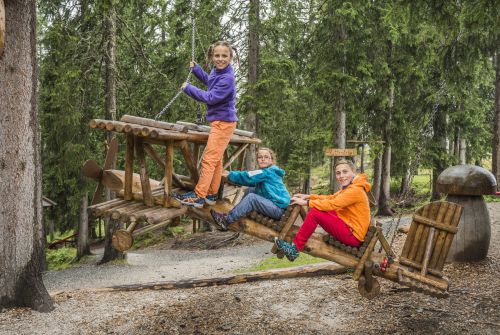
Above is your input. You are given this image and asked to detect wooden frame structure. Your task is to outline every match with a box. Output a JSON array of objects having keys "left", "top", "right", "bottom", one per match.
[{"left": 87, "top": 116, "right": 464, "bottom": 299}]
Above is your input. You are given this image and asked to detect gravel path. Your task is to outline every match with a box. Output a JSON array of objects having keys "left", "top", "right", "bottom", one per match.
[{"left": 44, "top": 239, "right": 271, "bottom": 292}]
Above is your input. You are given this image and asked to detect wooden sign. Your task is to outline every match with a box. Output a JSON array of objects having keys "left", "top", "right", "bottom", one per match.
[
  {"left": 0, "top": 0, "right": 5, "bottom": 57},
  {"left": 325, "top": 148, "right": 357, "bottom": 157}
]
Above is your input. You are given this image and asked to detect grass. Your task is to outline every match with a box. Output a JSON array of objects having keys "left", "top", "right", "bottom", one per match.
[
  {"left": 237, "top": 253, "right": 326, "bottom": 273},
  {"left": 45, "top": 247, "right": 76, "bottom": 270}
]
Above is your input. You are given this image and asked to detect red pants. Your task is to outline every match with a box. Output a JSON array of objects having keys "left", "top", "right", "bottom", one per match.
[{"left": 293, "top": 208, "right": 361, "bottom": 251}]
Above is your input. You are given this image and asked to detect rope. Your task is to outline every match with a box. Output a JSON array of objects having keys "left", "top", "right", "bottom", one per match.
[{"left": 155, "top": 0, "right": 196, "bottom": 121}]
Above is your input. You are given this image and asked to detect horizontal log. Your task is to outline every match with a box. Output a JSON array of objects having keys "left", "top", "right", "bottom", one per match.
[
  {"left": 144, "top": 206, "right": 187, "bottom": 224},
  {"left": 177, "top": 121, "right": 255, "bottom": 138},
  {"left": 101, "top": 169, "right": 161, "bottom": 194},
  {"left": 89, "top": 119, "right": 261, "bottom": 145},
  {"left": 132, "top": 219, "right": 175, "bottom": 237},
  {"left": 121, "top": 115, "right": 189, "bottom": 133},
  {"left": 398, "top": 268, "right": 449, "bottom": 291},
  {"left": 69, "top": 263, "right": 347, "bottom": 294},
  {"left": 413, "top": 214, "right": 458, "bottom": 234}
]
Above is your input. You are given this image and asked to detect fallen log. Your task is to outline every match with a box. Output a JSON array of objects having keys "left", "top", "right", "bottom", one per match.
[{"left": 51, "top": 262, "right": 347, "bottom": 295}]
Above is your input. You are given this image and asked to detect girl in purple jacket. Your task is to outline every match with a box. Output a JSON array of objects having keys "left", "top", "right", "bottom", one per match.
[{"left": 175, "top": 41, "right": 237, "bottom": 208}]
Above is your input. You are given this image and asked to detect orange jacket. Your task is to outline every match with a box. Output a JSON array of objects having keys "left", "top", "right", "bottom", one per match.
[{"left": 309, "top": 173, "right": 372, "bottom": 241}]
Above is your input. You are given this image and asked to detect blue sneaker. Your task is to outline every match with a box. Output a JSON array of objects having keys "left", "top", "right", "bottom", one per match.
[
  {"left": 180, "top": 194, "right": 205, "bottom": 208},
  {"left": 274, "top": 237, "right": 299, "bottom": 262},
  {"left": 173, "top": 191, "right": 196, "bottom": 201},
  {"left": 205, "top": 194, "right": 217, "bottom": 206},
  {"left": 210, "top": 209, "right": 229, "bottom": 231}
]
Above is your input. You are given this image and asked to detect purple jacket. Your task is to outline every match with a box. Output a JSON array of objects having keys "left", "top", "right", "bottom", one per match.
[{"left": 183, "top": 64, "right": 238, "bottom": 122}]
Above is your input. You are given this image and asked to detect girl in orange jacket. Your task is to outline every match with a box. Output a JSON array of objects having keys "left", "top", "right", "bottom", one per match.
[{"left": 275, "top": 159, "right": 372, "bottom": 261}]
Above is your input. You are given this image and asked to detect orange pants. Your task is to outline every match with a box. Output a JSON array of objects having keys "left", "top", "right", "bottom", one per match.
[{"left": 195, "top": 121, "right": 237, "bottom": 198}]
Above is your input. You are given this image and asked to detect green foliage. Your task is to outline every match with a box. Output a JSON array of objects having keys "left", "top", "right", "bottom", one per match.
[
  {"left": 37, "top": 0, "right": 497, "bottom": 226},
  {"left": 46, "top": 247, "right": 76, "bottom": 271}
]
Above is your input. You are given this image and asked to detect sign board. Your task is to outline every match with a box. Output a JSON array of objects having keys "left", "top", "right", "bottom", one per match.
[{"left": 325, "top": 148, "right": 357, "bottom": 157}]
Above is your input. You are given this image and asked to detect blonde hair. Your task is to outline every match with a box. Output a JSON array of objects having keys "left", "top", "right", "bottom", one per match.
[
  {"left": 334, "top": 159, "right": 356, "bottom": 172},
  {"left": 257, "top": 147, "right": 277, "bottom": 165},
  {"left": 206, "top": 41, "right": 235, "bottom": 64}
]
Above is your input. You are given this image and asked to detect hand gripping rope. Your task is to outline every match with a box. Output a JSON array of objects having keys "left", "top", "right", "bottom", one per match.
[{"left": 155, "top": 0, "right": 198, "bottom": 121}]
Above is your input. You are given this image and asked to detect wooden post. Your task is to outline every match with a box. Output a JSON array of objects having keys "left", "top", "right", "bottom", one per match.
[
  {"left": 164, "top": 141, "right": 174, "bottom": 207},
  {"left": 124, "top": 134, "right": 134, "bottom": 200},
  {"left": 223, "top": 144, "right": 249, "bottom": 170},
  {"left": 135, "top": 137, "right": 154, "bottom": 207},
  {"left": 77, "top": 194, "right": 91, "bottom": 260},
  {"left": 179, "top": 140, "right": 199, "bottom": 183},
  {"left": 352, "top": 228, "right": 379, "bottom": 281}
]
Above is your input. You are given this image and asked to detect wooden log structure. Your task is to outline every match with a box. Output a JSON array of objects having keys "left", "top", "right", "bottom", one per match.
[{"left": 87, "top": 117, "right": 465, "bottom": 300}]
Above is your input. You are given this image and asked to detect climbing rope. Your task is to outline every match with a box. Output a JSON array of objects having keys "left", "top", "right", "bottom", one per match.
[{"left": 155, "top": 0, "right": 197, "bottom": 121}]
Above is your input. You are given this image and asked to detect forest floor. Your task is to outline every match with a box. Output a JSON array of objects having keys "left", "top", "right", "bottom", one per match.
[{"left": 1, "top": 203, "right": 499, "bottom": 335}]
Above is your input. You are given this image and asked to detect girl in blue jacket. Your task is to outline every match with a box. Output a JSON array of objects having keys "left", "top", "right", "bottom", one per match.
[{"left": 210, "top": 148, "right": 291, "bottom": 231}]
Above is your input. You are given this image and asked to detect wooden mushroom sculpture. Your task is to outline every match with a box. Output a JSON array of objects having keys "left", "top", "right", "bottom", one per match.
[{"left": 436, "top": 165, "right": 497, "bottom": 262}]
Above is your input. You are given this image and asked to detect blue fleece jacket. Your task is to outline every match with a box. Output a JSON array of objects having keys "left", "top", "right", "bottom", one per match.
[
  {"left": 183, "top": 64, "right": 238, "bottom": 122},
  {"left": 228, "top": 165, "right": 291, "bottom": 209}
]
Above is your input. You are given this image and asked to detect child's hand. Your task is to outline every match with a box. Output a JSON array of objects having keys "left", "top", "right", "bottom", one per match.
[
  {"left": 221, "top": 170, "right": 230, "bottom": 177},
  {"left": 189, "top": 61, "right": 196, "bottom": 69},
  {"left": 293, "top": 193, "right": 310, "bottom": 200},
  {"left": 181, "top": 82, "right": 188, "bottom": 90},
  {"left": 291, "top": 197, "right": 308, "bottom": 206}
]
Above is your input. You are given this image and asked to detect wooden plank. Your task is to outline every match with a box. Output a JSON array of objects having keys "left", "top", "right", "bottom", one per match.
[
  {"left": 405, "top": 203, "right": 430, "bottom": 261},
  {"left": 223, "top": 143, "right": 249, "bottom": 170},
  {"left": 421, "top": 227, "right": 436, "bottom": 276},
  {"left": 413, "top": 213, "right": 458, "bottom": 233},
  {"left": 324, "top": 148, "right": 357, "bottom": 157},
  {"left": 399, "top": 268, "right": 449, "bottom": 291},
  {"left": 145, "top": 206, "right": 187, "bottom": 224},
  {"left": 436, "top": 204, "right": 463, "bottom": 269},
  {"left": 179, "top": 140, "right": 199, "bottom": 183},
  {"left": 135, "top": 137, "right": 154, "bottom": 207},
  {"left": 429, "top": 202, "right": 457, "bottom": 269},
  {"left": 124, "top": 134, "right": 134, "bottom": 200},
  {"left": 177, "top": 120, "right": 256, "bottom": 138},
  {"left": 121, "top": 115, "right": 189, "bottom": 133},
  {"left": 164, "top": 141, "right": 174, "bottom": 207},
  {"left": 414, "top": 202, "right": 440, "bottom": 263},
  {"left": 352, "top": 228, "right": 379, "bottom": 281}
]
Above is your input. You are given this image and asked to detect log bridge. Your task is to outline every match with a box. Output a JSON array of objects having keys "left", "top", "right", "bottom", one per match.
[{"left": 86, "top": 115, "right": 464, "bottom": 299}]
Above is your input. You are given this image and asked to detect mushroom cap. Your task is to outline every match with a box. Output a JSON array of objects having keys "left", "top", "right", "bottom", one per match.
[{"left": 436, "top": 164, "right": 497, "bottom": 195}]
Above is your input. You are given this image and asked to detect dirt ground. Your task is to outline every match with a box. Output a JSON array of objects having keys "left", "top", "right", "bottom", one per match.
[{"left": 0, "top": 203, "right": 499, "bottom": 335}]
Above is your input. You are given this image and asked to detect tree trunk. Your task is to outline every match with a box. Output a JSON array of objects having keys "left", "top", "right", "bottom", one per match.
[
  {"left": 244, "top": 0, "right": 260, "bottom": 170},
  {"left": 372, "top": 154, "right": 382, "bottom": 204},
  {"left": 77, "top": 194, "right": 91, "bottom": 260},
  {"left": 492, "top": 49, "right": 500, "bottom": 190},
  {"left": 399, "top": 165, "right": 411, "bottom": 200},
  {"left": 459, "top": 138, "right": 466, "bottom": 164},
  {"left": 100, "top": 218, "right": 125, "bottom": 264},
  {"left": 432, "top": 110, "right": 448, "bottom": 201},
  {"left": 100, "top": 5, "right": 122, "bottom": 263},
  {"left": 0, "top": 0, "right": 53, "bottom": 311},
  {"left": 378, "top": 80, "right": 394, "bottom": 216},
  {"left": 330, "top": 96, "right": 346, "bottom": 193}
]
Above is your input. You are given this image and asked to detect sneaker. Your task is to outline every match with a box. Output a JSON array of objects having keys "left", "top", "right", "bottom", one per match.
[
  {"left": 173, "top": 190, "right": 196, "bottom": 201},
  {"left": 205, "top": 194, "right": 217, "bottom": 206},
  {"left": 210, "top": 209, "right": 230, "bottom": 231},
  {"left": 274, "top": 237, "right": 299, "bottom": 262},
  {"left": 180, "top": 195, "right": 205, "bottom": 208}
]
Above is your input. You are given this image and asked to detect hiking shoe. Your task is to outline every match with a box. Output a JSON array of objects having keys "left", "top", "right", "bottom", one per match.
[
  {"left": 205, "top": 194, "right": 217, "bottom": 206},
  {"left": 173, "top": 190, "right": 196, "bottom": 201},
  {"left": 180, "top": 195, "right": 205, "bottom": 208},
  {"left": 274, "top": 237, "right": 299, "bottom": 262},
  {"left": 210, "top": 209, "right": 230, "bottom": 231}
]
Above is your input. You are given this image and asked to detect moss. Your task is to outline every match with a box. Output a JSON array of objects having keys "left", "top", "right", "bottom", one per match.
[{"left": 237, "top": 253, "right": 325, "bottom": 273}]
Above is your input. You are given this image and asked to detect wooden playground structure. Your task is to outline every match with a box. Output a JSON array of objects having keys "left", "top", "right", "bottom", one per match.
[{"left": 85, "top": 115, "right": 464, "bottom": 299}]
